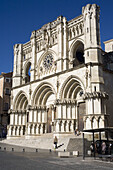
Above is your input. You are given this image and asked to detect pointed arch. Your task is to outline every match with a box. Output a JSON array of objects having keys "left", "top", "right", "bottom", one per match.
[
  {"left": 23, "top": 60, "right": 31, "bottom": 83},
  {"left": 69, "top": 38, "right": 84, "bottom": 66},
  {"left": 59, "top": 75, "right": 85, "bottom": 100},
  {"left": 32, "top": 82, "right": 56, "bottom": 106},
  {"left": 13, "top": 91, "right": 28, "bottom": 110}
]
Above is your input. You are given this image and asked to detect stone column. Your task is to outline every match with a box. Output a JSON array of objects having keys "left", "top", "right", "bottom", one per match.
[
  {"left": 62, "top": 104, "right": 67, "bottom": 119},
  {"left": 21, "top": 126, "right": 23, "bottom": 136},
  {"left": 75, "top": 105, "right": 79, "bottom": 130},
  {"left": 57, "top": 104, "right": 62, "bottom": 119},
  {"left": 51, "top": 106, "right": 55, "bottom": 122},
  {"left": 29, "top": 110, "right": 33, "bottom": 122},
  {"left": 38, "top": 108, "right": 42, "bottom": 123},
  {"left": 17, "top": 127, "right": 19, "bottom": 136},
  {"left": 36, "top": 124, "right": 39, "bottom": 135},
  {"left": 32, "top": 124, "right": 35, "bottom": 135},
  {"left": 19, "top": 114, "right": 21, "bottom": 125},
  {"left": 70, "top": 120, "right": 74, "bottom": 132},
  {"left": 27, "top": 125, "right": 31, "bottom": 135},
  {"left": 8, "top": 127, "right": 11, "bottom": 136},
  {"left": 61, "top": 120, "right": 65, "bottom": 132},
  {"left": 67, "top": 103, "right": 71, "bottom": 119},
  {"left": 72, "top": 104, "right": 76, "bottom": 119},
  {"left": 10, "top": 113, "right": 14, "bottom": 125},
  {"left": 13, "top": 126, "right": 15, "bottom": 136},
  {"left": 66, "top": 120, "right": 69, "bottom": 132},
  {"left": 34, "top": 110, "right": 37, "bottom": 123},
  {"left": 40, "top": 124, "right": 43, "bottom": 134}
]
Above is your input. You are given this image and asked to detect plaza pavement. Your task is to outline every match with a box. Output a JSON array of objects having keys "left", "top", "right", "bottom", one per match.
[{"left": 0, "top": 150, "right": 113, "bottom": 170}]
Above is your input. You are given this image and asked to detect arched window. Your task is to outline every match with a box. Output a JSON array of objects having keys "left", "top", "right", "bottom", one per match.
[
  {"left": 73, "top": 42, "right": 84, "bottom": 67},
  {"left": 25, "top": 62, "right": 31, "bottom": 83}
]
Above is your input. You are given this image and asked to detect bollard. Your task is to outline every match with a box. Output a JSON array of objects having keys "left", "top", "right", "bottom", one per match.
[
  {"left": 4, "top": 147, "right": 6, "bottom": 151},
  {"left": 23, "top": 148, "right": 25, "bottom": 152},
  {"left": 49, "top": 149, "right": 51, "bottom": 152},
  {"left": 12, "top": 148, "right": 14, "bottom": 152},
  {"left": 36, "top": 149, "right": 38, "bottom": 152}
]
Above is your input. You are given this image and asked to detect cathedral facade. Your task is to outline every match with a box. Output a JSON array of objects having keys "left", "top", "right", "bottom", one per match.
[{"left": 7, "top": 4, "right": 113, "bottom": 138}]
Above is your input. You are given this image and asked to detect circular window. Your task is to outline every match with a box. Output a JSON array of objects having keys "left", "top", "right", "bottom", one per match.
[{"left": 43, "top": 54, "right": 53, "bottom": 70}]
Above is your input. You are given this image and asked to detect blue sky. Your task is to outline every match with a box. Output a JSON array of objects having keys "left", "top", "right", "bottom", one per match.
[{"left": 0, "top": 0, "right": 113, "bottom": 74}]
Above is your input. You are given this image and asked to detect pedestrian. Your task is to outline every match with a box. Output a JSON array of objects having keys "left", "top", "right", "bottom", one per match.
[
  {"left": 101, "top": 142, "right": 106, "bottom": 154},
  {"left": 75, "top": 129, "right": 77, "bottom": 135},
  {"left": 54, "top": 136, "right": 58, "bottom": 149},
  {"left": 109, "top": 143, "right": 112, "bottom": 155},
  {"left": 90, "top": 142, "right": 94, "bottom": 156}
]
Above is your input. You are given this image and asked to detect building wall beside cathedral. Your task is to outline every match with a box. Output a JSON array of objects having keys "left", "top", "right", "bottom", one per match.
[{"left": 7, "top": 4, "right": 112, "bottom": 138}]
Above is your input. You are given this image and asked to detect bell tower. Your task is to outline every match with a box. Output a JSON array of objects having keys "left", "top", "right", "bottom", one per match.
[{"left": 82, "top": 4, "right": 101, "bottom": 64}]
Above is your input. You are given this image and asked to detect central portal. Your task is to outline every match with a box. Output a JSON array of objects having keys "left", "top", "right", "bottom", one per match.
[{"left": 47, "top": 108, "right": 52, "bottom": 133}]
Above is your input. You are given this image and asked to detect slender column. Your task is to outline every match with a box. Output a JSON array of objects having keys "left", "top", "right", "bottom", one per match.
[
  {"left": 29, "top": 110, "right": 33, "bottom": 122},
  {"left": 40, "top": 124, "right": 43, "bottom": 134},
  {"left": 72, "top": 105, "right": 76, "bottom": 119},
  {"left": 45, "top": 124, "right": 47, "bottom": 133},
  {"left": 66, "top": 120, "right": 69, "bottom": 132},
  {"left": 27, "top": 125, "right": 31, "bottom": 135},
  {"left": 10, "top": 113, "right": 14, "bottom": 125},
  {"left": 21, "top": 113, "right": 23, "bottom": 125},
  {"left": 57, "top": 104, "right": 62, "bottom": 119},
  {"left": 38, "top": 109, "right": 42, "bottom": 123},
  {"left": 42, "top": 109, "right": 45, "bottom": 123},
  {"left": 62, "top": 104, "right": 67, "bottom": 119},
  {"left": 32, "top": 124, "right": 35, "bottom": 135},
  {"left": 75, "top": 105, "right": 79, "bottom": 129},
  {"left": 13, "top": 126, "right": 15, "bottom": 136},
  {"left": 61, "top": 120, "right": 65, "bottom": 132},
  {"left": 13, "top": 114, "right": 15, "bottom": 125},
  {"left": 8, "top": 127, "right": 11, "bottom": 136},
  {"left": 34, "top": 110, "right": 37, "bottom": 123},
  {"left": 52, "top": 107, "right": 54, "bottom": 122},
  {"left": 21, "top": 126, "right": 23, "bottom": 136},
  {"left": 15, "top": 113, "right": 18, "bottom": 125},
  {"left": 36, "top": 125, "right": 39, "bottom": 135},
  {"left": 17, "top": 127, "right": 19, "bottom": 136},
  {"left": 71, "top": 120, "right": 74, "bottom": 132},
  {"left": 19, "top": 114, "right": 21, "bottom": 125}
]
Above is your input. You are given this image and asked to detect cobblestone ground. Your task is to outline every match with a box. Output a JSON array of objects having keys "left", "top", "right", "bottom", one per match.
[{"left": 0, "top": 151, "right": 113, "bottom": 170}]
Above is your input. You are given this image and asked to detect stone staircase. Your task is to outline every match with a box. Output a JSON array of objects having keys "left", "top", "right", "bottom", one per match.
[{"left": 0, "top": 133, "right": 90, "bottom": 154}]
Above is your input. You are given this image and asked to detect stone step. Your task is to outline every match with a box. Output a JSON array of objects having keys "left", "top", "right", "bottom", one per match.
[{"left": 0, "top": 133, "right": 87, "bottom": 153}]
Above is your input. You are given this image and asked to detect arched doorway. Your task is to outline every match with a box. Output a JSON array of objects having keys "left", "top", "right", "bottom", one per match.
[
  {"left": 33, "top": 83, "right": 56, "bottom": 134},
  {"left": 60, "top": 77, "right": 85, "bottom": 132}
]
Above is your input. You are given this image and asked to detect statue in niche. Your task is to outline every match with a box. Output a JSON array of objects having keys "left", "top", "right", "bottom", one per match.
[{"left": 42, "top": 30, "right": 51, "bottom": 50}]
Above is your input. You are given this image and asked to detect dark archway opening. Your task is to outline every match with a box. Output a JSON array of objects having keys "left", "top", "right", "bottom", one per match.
[
  {"left": 73, "top": 42, "right": 84, "bottom": 67},
  {"left": 25, "top": 63, "right": 31, "bottom": 83}
]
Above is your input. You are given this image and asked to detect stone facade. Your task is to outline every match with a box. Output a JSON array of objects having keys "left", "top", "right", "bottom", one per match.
[
  {"left": 7, "top": 4, "right": 113, "bottom": 138},
  {"left": 0, "top": 72, "right": 12, "bottom": 136}
]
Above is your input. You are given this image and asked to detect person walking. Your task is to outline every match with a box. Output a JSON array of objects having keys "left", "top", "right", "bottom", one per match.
[
  {"left": 102, "top": 142, "right": 106, "bottom": 155},
  {"left": 54, "top": 136, "right": 58, "bottom": 149}
]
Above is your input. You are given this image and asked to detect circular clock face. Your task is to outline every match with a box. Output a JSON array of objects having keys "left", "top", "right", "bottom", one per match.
[{"left": 43, "top": 54, "right": 53, "bottom": 69}]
